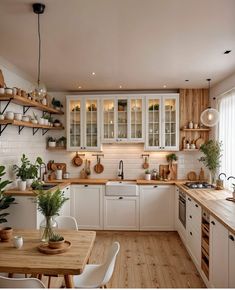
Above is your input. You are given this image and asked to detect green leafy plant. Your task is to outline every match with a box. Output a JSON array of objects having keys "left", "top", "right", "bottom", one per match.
[
  {"left": 52, "top": 98, "right": 63, "bottom": 108},
  {"left": 49, "top": 233, "right": 64, "bottom": 242},
  {"left": 199, "top": 140, "right": 222, "bottom": 182},
  {"left": 0, "top": 165, "right": 15, "bottom": 224},
  {"left": 47, "top": 136, "right": 56, "bottom": 143},
  {"left": 166, "top": 153, "right": 178, "bottom": 163},
  {"left": 145, "top": 169, "right": 151, "bottom": 174},
  {"left": 31, "top": 180, "right": 44, "bottom": 190}
]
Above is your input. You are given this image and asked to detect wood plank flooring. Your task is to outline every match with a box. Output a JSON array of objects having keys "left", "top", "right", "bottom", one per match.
[{"left": 47, "top": 231, "right": 205, "bottom": 288}]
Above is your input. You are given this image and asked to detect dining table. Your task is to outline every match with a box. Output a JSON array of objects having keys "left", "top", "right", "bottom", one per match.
[{"left": 0, "top": 229, "right": 96, "bottom": 288}]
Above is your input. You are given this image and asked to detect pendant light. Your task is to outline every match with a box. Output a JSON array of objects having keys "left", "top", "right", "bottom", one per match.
[
  {"left": 200, "top": 79, "right": 219, "bottom": 127},
  {"left": 31, "top": 3, "right": 47, "bottom": 99}
]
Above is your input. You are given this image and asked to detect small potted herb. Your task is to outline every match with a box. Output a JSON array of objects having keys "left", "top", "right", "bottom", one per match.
[
  {"left": 48, "top": 233, "right": 65, "bottom": 249},
  {"left": 13, "top": 154, "right": 28, "bottom": 191},
  {"left": 47, "top": 137, "right": 57, "bottom": 147},
  {"left": 145, "top": 169, "right": 151, "bottom": 181},
  {"left": 166, "top": 153, "right": 178, "bottom": 164},
  {"left": 52, "top": 98, "right": 63, "bottom": 110},
  {"left": 0, "top": 165, "right": 15, "bottom": 242},
  {"left": 53, "top": 119, "right": 62, "bottom": 127},
  {"left": 57, "top": 136, "right": 66, "bottom": 148}
]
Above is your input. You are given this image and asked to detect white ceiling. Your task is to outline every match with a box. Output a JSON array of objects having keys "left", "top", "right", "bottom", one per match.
[{"left": 0, "top": 0, "right": 235, "bottom": 91}]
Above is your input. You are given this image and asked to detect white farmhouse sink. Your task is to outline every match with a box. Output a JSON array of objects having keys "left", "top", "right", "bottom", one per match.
[{"left": 106, "top": 181, "right": 138, "bottom": 196}]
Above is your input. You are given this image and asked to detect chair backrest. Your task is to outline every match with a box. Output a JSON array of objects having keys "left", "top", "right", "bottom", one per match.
[
  {"left": 0, "top": 276, "right": 45, "bottom": 288},
  {"left": 56, "top": 215, "right": 78, "bottom": 230},
  {"left": 101, "top": 242, "right": 120, "bottom": 286}
]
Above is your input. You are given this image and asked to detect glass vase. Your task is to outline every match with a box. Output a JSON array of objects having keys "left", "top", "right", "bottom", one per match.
[{"left": 39, "top": 216, "right": 58, "bottom": 242}]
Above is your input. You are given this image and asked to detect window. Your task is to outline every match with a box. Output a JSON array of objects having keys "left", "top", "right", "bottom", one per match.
[{"left": 218, "top": 90, "right": 235, "bottom": 186}]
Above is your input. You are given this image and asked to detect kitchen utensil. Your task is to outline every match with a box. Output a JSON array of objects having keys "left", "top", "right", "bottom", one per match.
[
  {"left": 195, "top": 136, "right": 205, "bottom": 149},
  {"left": 199, "top": 168, "right": 205, "bottom": 181},
  {"left": 187, "top": 171, "right": 197, "bottom": 181},
  {"left": 94, "top": 157, "right": 104, "bottom": 174},
  {"left": 0, "top": 70, "right": 4, "bottom": 88},
  {"left": 37, "top": 240, "right": 71, "bottom": 255},
  {"left": 80, "top": 168, "right": 87, "bottom": 179},
  {"left": 159, "top": 164, "right": 169, "bottom": 179},
  {"left": 72, "top": 153, "right": 83, "bottom": 167},
  {"left": 50, "top": 163, "right": 66, "bottom": 173},
  {"left": 86, "top": 160, "right": 91, "bottom": 176},
  {"left": 142, "top": 157, "right": 149, "bottom": 169}
]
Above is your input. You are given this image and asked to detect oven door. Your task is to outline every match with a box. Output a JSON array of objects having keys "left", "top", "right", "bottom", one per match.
[{"left": 178, "top": 194, "right": 186, "bottom": 228}]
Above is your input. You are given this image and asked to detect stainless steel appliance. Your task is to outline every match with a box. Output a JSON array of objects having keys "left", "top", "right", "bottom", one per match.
[
  {"left": 184, "top": 182, "right": 214, "bottom": 189},
  {"left": 179, "top": 191, "right": 186, "bottom": 228}
]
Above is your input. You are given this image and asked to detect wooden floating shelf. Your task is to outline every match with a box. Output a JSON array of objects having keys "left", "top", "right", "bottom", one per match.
[
  {"left": 0, "top": 93, "right": 64, "bottom": 115},
  {"left": 180, "top": 128, "right": 210, "bottom": 132},
  {"left": 46, "top": 146, "right": 66, "bottom": 151},
  {"left": 181, "top": 149, "right": 200, "bottom": 152},
  {"left": 0, "top": 119, "right": 64, "bottom": 130}
]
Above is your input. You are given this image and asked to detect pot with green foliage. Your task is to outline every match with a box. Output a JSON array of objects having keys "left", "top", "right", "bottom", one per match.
[
  {"left": 48, "top": 233, "right": 65, "bottom": 249},
  {"left": 47, "top": 137, "right": 56, "bottom": 147},
  {"left": 36, "top": 189, "right": 69, "bottom": 242},
  {"left": 0, "top": 165, "right": 15, "bottom": 241},
  {"left": 199, "top": 140, "right": 222, "bottom": 184},
  {"left": 145, "top": 169, "right": 151, "bottom": 180},
  {"left": 166, "top": 153, "right": 178, "bottom": 165}
]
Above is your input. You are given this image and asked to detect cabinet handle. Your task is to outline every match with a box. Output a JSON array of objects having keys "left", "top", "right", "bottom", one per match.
[
  {"left": 188, "top": 197, "right": 191, "bottom": 201},
  {"left": 162, "top": 147, "right": 165, "bottom": 149},
  {"left": 119, "top": 197, "right": 123, "bottom": 199},
  {"left": 190, "top": 232, "right": 192, "bottom": 236},
  {"left": 66, "top": 187, "right": 69, "bottom": 190},
  {"left": 211, "top": 221, "right": 215, "bottom": 225},
  {"left": 154, "top": 185, "right": 158, "bottom": 188},
  {"left": 84, "top": 185, "right": 88, "bottom": 187},
  {"left": 229, "top": 235, "right": 234, "bottom": 241},
  {"left": 195, "top": 204, "right": 199, "bottom": 208},
  {"left": 189, "top": 215, "right": 192, "bottom": 219}
]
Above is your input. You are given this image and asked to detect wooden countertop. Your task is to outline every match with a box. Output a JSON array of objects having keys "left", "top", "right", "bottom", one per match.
[
  {"left": 50, "top": 178, "right": 108, "bottom": 185},
  {"left": 176, "top": 184, "right": 235, "bottom": 235}
]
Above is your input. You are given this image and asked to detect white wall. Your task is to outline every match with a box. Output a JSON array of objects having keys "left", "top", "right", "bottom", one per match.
[
  {"left": 0, "top": 59, "right": 48, "bottom": 181},
  {"left": 211, "top": 71, "right": 235, "bottom": 99}
]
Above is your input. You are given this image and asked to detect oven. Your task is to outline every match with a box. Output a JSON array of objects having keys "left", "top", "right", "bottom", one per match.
[{"left": 178, "top": 191, "right": 186, "bottom": 228}]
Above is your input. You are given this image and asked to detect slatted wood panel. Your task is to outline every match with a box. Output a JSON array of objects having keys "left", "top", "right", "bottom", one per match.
[
  {"left": 180, "top": 89, "right": 209, "bottom": 150},
  {"left": 47, "top": 231, "right": 205, "bottom": 288}
]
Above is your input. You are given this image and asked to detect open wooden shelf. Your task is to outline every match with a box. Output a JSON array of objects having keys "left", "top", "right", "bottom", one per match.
[
  {"left": 0, "top": 93, "right": 64, "bottom": 115},
  {"left": 180, "top": 128, "right": 210, "bottom": 132},
  {"left": 46, "top": 146, "right": 66, "bottom": 151},
  {"left": 181, "top": 149, "right": 200, "bottom": 152},
  {"left": 0, "top": 119, "right": 64, "bottom": 130}
]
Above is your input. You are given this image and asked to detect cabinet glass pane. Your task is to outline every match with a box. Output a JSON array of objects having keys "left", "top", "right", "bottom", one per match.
[
  {"left": 164, "top": 99, "right": 176, "bottom": 147},
  {"left": 131, "top": 99, "right": 142, "bottom": 139},
  {"left": 70, "top": 100, "right": 81, "bottom": 147},
  {"left": 86, "top": 100, "right": 98, "bottom": 147},
  {"left": 117, "top": 99, "right": 128, "bottom": 139},
  {"left": 103, "top": 100, "right": 115, "bottom": 139},
  {"left": 148, "top": 99, "right": 160, "bottom": 147}
]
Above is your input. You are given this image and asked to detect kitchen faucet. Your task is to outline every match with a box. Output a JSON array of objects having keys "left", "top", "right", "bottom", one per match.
[
  {"left": 227, "top": 176, "right": 235, "bottom": 181},
  {"left": 118, "top": 160, "right": 124, "bottom": 180}
]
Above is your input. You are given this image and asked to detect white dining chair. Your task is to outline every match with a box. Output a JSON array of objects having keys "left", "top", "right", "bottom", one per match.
[
  {"left": 73, "top": 241, "right": 120, "bottom": 288},
  {"left": 0, "top": 276, "right": 45, "bottom": 288},
  {"left": 56, "top": 215, "right": 78, "bottom": 230}
]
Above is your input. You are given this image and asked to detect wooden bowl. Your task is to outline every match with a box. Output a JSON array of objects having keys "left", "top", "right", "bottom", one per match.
[{"left": 0, "top": 227, "right": 13, "bottom": 242}]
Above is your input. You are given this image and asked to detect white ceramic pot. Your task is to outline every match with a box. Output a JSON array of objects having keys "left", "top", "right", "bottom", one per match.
[
  {"left": 13, "top": 236, "right": 23, "bottom": 249},
  {"left": 18, "top": 180, "right": 27, "bottom": 191},
  {"left": 38, "top": 118, "right": 44, "bottom": 125},
  {"left": 48, "top": 141, "right": 56, "bottom": 147},
  {"left": 26, "top": 179, "right": 34, "bottom": 188},
  {"left": 14, "top": 113, "right": 22, "bottom": 121},
  {"left": 42, "top": 98, "right": 47, "bottom": 105},
  {"left": 44, "top": 119, "right": 49, "bottom": 126},
  {"left": 0, "top": 114, "right": 4, "bottom": 120},
  {"left": 5, "top": 111, "right": 14, "bottom": 120},
  {"left": 54, "top": 122, "right": 61, "bottom": 127},
  {"left": 145, "top": 174, "right": 151, "bottom": 181},
  {"left": 5, "top": 88, "right": 13, "bottom": 95},
  {"left": 31, "top": 119, "right": 38, "bottom": 124},
  {"left": 55, "top": 169, "right": 63, "bottom": 180},
  {"left": 0, "top": 88, "right": 5, "bottom": 94},
  {"left": 22, "top": 115, "right": 30, "bottom": 122}
]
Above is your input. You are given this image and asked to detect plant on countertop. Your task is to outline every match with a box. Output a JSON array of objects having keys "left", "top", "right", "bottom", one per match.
[
  {"left": 166, "top": 153, "right": 178, "bottom": 164},
  {"left": 199, "top": 140, "right": 222, "bottom": 184},
  {"left": 49, "top": 233, "right": 64, "bottom": 242},
  {"left": 145, "top": 169, "right": 151, "bottom": 174},
  {"left": 31, "top": 180, "right": 44, "bottom": 190},
  {"left": 36, "top": 188, "right": 69, "bottom": 241}
]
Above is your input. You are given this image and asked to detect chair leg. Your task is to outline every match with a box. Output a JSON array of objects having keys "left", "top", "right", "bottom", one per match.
[
  {"left": 38, "top": 274, "right": 43, "bottom": 280},
  {"left": 48, "top": 276, "right": 52, "bottom": 288}
]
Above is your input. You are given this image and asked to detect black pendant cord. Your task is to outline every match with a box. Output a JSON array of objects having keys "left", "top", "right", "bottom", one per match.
[{"left": 37, "top": 13, "right": 41, "bottom": 88}]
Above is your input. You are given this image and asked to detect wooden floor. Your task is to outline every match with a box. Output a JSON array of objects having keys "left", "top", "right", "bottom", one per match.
[{"left": 47, "top": 231, "right": 205, "bottom": 288}]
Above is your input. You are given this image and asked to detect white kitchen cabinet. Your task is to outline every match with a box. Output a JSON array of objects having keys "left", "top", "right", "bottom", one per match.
[
  {"left": 59, "top": 185, "right": 71, "bottom": 217},
  {"left": 229, "top": 232, "right": 235, "bottom": 288},
  {"left": 140, "top": 185, "right": 174, "bottom": 230},
  {"left": 104, "top": 196, "right": 139, "bottom": 230},
  {"left": 145, "top": 94, "right": 179, "bottom": 151},
  {"left": 186, "top": 195, "right": 201, "bottom": 233},
  {"left": 210, "top": 216, "right": 229, "bottom": 288},
  {"left": 67, "top": 96, "right": 101, "bottom": 151},
  {"left": 6, "top": 196, "right": 43, "bottom": 229},
  {"left": 71, "top": 185, "right": 104, "bottom": 230},
  {"left": 101, "top": 95, "right": 144, "bottom": 143}
]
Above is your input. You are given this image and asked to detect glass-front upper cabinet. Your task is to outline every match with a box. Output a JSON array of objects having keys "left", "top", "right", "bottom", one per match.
[
  {"left": 103, "top": 99, "right": 115, "bottom": 142},
  {"left": 67, "top": 96, "right": 101, "bottom": 151},
  {"left": 145, "top": 94, "right": 179, "bottom": 151},
  {"left": 117, "top": 98, "right": 128, "bottom": 140},
  {"left": 130, "top": 97, "right": 144, "bottom": 142}
]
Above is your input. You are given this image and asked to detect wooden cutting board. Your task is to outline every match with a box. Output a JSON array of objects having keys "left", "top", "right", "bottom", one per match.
[
  {"left": 168, "top": 163, "right": 178, "bottom": 180},
  {"left": 159, "top": 165, "right": 169, "bottom": 179},
  {"left": 187, "top": 171, "right": 197, "bottom": 181},
  {"left": 50, "top": 163, "right": 67, "bottom": 179}
]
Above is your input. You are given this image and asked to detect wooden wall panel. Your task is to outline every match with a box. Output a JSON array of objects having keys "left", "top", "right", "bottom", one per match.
[{"left": 179, "top": 89, "right": 209, "bottom": 150}]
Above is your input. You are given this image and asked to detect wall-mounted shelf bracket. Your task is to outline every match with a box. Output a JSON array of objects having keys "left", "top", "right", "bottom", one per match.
[
  {"left": 42, "top": 128, "right": 49, "bottom": 136},
  {"left": 0, "top": 99, "right": 12, "bottom": 114},
  {"left": 23, "top": 106, "right": 31, "bottom": 115},
  {"left": 33, "top": 127, "right": 40, "bottom": 135},
  {"left": 18, "top": 126, "right": 24, "bottom": 134},
  {"left": 0, "top": 124, "right": 8, "bottom": 136}
]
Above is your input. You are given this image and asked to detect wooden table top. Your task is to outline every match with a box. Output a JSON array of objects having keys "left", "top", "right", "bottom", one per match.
[
  {"left": 0, "top": 230, "right": 96, "bottom": 276},
  {"left": 177, "top": 184, "right": 235, "bottom": 234}
]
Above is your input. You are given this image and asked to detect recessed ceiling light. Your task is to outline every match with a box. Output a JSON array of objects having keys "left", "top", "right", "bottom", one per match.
[
  {"left": 78, "top": 86, "right": 82, "bottom": 89},
  {"left": 185, "top": 79, "right": 189, "bottom": 82},
  {"left": 224, "top": 50, "right": 232, "bottom": 54},
  {"left": 119, "top": 85, "right": 122, "bottom": 89},
  {"left": 163, "top": 85, "right": 167, "bottom": 88},
  {"left": 92, "top": 72, "right": 96, "bottom": 75}
]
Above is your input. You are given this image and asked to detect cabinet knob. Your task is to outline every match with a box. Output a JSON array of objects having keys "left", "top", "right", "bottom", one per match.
[
  {"left": 190, "top": 215, "right": 192, "bottom": 219},
  {"left": 154, "top": 185, "right": 158, "bottom": 188},
  {"left": 84, "top": 184, "right": 88, "bottom": 187},
  {"left": 195, "top": 204, "right": 199, "bottom": 208},
  {"left": 119, "top": 197, "right": 123, "bottom": 199},
  {"left": 190, "top": 232, "right": 192, "bottom": 236},
  {"left": 229, "top": 235, "right": 234, "bottom": 241},
  {"left": 188, "top": 197, "right": 191, "bottom": 201},
  {"left": 211, "top": 221, "right": 215, "bottom": 225}
]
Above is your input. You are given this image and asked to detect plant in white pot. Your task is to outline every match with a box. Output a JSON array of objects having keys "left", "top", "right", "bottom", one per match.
[
  {"left": 0, "top": 165, "right": 15, "bottom": 242},
  {"left": 47, "top": 136, "right": 57, "bottom": 147},
  {"left": 25, "top": 156, "right": 45, "bottom": 188},
  {"left": 145, "top": 169, "right": 151, "bottom": 181}
]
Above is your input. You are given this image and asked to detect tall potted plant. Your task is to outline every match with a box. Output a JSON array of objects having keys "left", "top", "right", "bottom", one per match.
[
  {"left": 36, "top": 189, "right": 69, "bottom": 241},
  {"left": 0, "top": 165, "right": 15, "bottom": 241},
  {"left": 199, "top": 140, "right": 222, "bottom": 184}
]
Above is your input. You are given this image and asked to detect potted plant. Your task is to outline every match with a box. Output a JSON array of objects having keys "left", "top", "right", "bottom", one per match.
[
  {"left": 199, "top": 140, "right": 222, "bottom": 184},
  {"left": 31, "top": 112, "right": 38, "bottom": 124},
  {"left": 57, "top": 136, "right": 66, "bottom": 148},
  {"left": 13, "top": 154, "right": 28, "bottom": 191},
  {"left": 166, "top": 153, "right": 178, "bottom": 164},
  {"left": 36, "top": 188, "right": 69, "bottom": 241},
  {"left": 53, "top": 119, "right": 61, "bottom": 127},
  {"left": 43, "top": 114, "right": 50, "bottom": 126},
  {"left": 48, "top": 233, "right": 65, "bottom": 249},
  {"left": 47, "top": 136, "right": 57, "bottom": 147},
  {"left": 25, "top": 156, "right": 44, "bottom": 188},
  {"left": 145, "top": 169, "right": 151, "bottom": 181},
  {"left": 0, "top": 165, "right": 15, "bottom": 242},
  {"left": 52, "top": 98, "right": 63, "bottom": 110}
]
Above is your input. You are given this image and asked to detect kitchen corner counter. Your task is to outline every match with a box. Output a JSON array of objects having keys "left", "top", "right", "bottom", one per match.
[
  {"left": 137, "top": 179, "right": 187, "bottom": 185},
  {"left": 50, "top": 178, "right": 108, "bottom": 185},
  {"left": 177, "top": 184, "right": 235, "bottom": 235}
]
